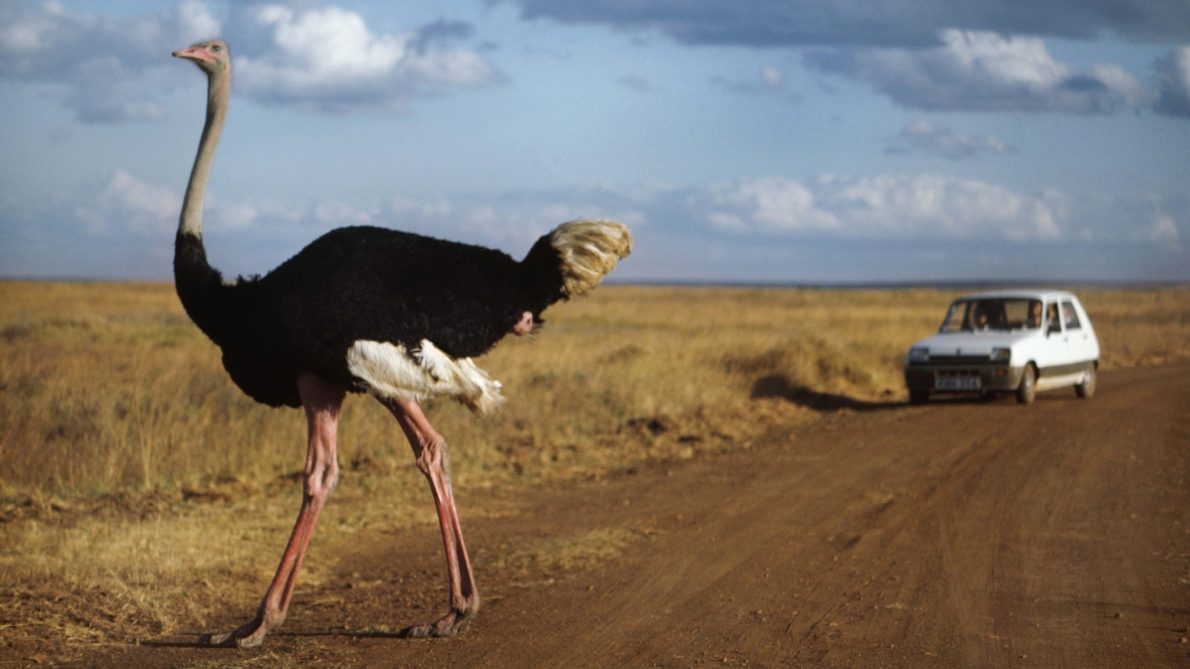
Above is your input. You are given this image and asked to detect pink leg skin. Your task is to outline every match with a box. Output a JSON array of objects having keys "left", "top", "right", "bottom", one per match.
[
  {"left": 199, "top": 373, "right": 346, "bottom": 648},
  {"left": 382, "top": 397, "right": 480, "bottom": 638}
]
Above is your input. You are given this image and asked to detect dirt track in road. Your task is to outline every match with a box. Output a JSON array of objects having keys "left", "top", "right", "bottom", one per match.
[{"left": 81, "top": 364, "right": 1190, "bottom": 668}]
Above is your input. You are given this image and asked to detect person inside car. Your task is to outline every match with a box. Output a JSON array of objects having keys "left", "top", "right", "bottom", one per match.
[
  {"left": 1028, "top": 300, "right": 1043, "bottom": 329},
  {"left": 1046, "top": 302, "right": 1061, "bottom": 332},
  {"left": 971, "top": 308, "right": 988, "bottom": 330}
]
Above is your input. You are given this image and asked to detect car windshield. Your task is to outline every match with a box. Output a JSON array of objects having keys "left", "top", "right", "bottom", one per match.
[{"left": 939, "top": 298, "right": 1043, "bottom": 333}]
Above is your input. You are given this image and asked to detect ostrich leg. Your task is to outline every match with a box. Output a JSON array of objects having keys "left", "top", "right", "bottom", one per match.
[
  {"left": 200, "top": 373, "right": 346, "bottom": 648},
  {"left": 382, "top": 397, "right": 479, "bottom": 637}
]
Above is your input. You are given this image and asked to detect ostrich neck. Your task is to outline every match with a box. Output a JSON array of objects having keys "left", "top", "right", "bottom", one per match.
[
  {"left": 174, "top": 66, "right": 232, "bottom": 345},
  {"left": 179, "top": 69, "right": 230, "bottom": 240}
]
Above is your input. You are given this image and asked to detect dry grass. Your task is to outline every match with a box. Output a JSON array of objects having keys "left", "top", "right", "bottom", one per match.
[
  {"left": 1078, "top": 288, "right": 1190, "bottom": 368},
  {"left": 1, "top": 281, "right": 1188, "bottom": 659},
  {"left": 0, "top": 283, "right": 934, "bottom": 497}
]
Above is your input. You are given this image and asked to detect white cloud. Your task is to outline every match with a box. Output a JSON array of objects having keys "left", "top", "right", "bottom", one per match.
[
  {"left": 178, "top": 0, "right": 221, "bottom": 41},
  {"left": 703, "top": 174, "right": 1065, "bottom": 241},
  {"left": 708, "top": 177, "right": 840, "bottom": 232},
  {"left": 381, "top": 195, "right": 644, "bottom": 246},
  {"left": 0, "top": 1, "right": 221, "bottom": 122},
  {"left": 0, "top": 2, "right": 499, "bottom": 120},
  {"left": 619, "top": 74, "right": 651, "bottom": 92},
  {"left": 4, "top": 168, "right": 1184, "bottom": 282},
  {"left": 45, "top": 169, "right": 1177, "bottom": 253},
  {"left": 761, "top": 64, "right": 785, "bottom": 90},
  {"left": 93, "top": 170, "right": 183, "bottom": 234},
  {"left": 508, "top": 0, "right": 1190, "bottom": 48},
  {"left": 313, "top": 200, "right": 374, "bottom": 225},
  {"left": 710, "top": 64, "right": 791, "bottom": 95},
  {"left": 887, "top": 120, "right": 1015, "bottom": 159},
  {"left": 213, "top": 202, "right": 260, "bottom": 229},
  {"left": 805, "top": 30, "right": 1155, "bottom": 114},
  {"left": 1091, "top": 62, "right": 1153, "bottom": 109},
  {"left": 74, "top": 170, "right": 268, "bottom": 236},
  {"left": 371, "top": 176, "right": 1084, "bottom": 248},
  {"left": 1150, "top": 214, "right": 1180, "bottom": 243},
  {"left": 233, "top": 4, "right": 501, "bottom": 112},
  {"left": 1154, "top": 46, "right": 1190, "bottom": 117}
]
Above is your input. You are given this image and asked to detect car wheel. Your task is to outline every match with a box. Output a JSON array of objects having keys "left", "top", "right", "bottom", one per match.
[
  {"left": 1075, "top": 363, "right": 1096, "bottom": 399},
  {"left": 1016, "top": 364, "right": 1036, "bottom": 405},
  {"left": 909, "top": 389, "right": 929, "bottom": 405}
]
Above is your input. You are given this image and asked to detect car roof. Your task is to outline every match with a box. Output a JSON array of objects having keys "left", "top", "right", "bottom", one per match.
[{"left": 954, "top": 289, "right": 1079, "bottom": 302}]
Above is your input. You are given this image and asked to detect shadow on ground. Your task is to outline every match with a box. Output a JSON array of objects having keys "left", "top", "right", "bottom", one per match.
[{"left": 751, "top": 374, "right": 906, "bottom": 412}]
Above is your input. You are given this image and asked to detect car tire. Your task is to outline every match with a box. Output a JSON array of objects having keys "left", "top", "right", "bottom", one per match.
[
  {"left": 909, "top": 389, "right": 929, "bottom": 405},
  {"left": 1016, "top": 364, "right": 1036, "bottom": 405},
  {"left": 1075, "top": 363, "right": 1096, "bottom": 399}
]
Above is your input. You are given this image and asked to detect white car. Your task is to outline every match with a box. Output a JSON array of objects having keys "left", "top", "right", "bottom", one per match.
[{"left": 903, "top": 290, "right": 1100, "bottom": 405}]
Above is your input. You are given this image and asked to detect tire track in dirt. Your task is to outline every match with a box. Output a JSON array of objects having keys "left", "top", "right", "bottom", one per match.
[{"left": 76, "top": 364, "right": 1190, "bottom": 668}]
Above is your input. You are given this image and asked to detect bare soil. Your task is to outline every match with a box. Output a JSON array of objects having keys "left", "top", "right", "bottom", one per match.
[{"left": 65, "top": 364, "right": 1190, "bottom": 667}]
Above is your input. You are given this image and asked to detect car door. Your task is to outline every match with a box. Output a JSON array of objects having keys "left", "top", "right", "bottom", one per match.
[
  {"left": 1033, "top": 300, "right": 1068, "bottom": 372},
  {"left": 1044, "top": 299, "right": 1091, "bottom": 372},
  {"left": 1061, "top": 299, "right": 1095, "bottom": 363}
]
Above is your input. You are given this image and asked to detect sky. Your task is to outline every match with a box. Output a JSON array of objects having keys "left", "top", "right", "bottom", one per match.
[{"left": 1, "top": 0, "right": 1188, "bottom": 284}]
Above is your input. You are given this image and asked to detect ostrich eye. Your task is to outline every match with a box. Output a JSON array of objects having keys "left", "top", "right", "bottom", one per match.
[{"left": 211, "top": 45, "right": 221, "bottom": 53}]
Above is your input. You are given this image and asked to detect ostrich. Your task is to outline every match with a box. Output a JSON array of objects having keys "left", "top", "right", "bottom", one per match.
[{"left": 171, "top": 40, "right": 631, "bottom": 648}]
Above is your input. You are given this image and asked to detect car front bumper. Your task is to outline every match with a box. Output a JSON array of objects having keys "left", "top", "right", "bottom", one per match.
[{"left": 904, "top": 363, "right": 1025, "bottom": 394}]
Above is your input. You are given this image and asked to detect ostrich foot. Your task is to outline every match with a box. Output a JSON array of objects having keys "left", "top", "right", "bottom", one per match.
[
  {"left": 398, "top": 606, "right": 476, "bottom": 638},
  {"left": 198, "top": 616, "right": 276, "bottom": 648}
]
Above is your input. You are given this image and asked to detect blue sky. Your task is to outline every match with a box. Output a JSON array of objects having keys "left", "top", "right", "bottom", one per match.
[{"left": 1, "top": 0, "right": 1188, "bottom": 283}]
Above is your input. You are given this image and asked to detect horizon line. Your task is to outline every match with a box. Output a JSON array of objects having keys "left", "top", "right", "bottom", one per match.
[{"left": 2, "top": 276, "right": 1186, "bottom": 291}]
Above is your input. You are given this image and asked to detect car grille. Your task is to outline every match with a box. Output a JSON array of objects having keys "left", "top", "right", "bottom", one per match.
[
  {"left": 927, "top": 355, "right": 995, "bottom": 364},
  {"left": 935, "top": 369, "right": 980, "bottom": 377}
]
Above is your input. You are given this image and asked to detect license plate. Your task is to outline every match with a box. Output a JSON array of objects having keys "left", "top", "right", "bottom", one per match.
[{"left": 936, "top": 376, "right": 981, "bottom": 391}]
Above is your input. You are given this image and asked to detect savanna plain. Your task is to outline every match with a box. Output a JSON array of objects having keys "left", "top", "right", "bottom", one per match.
[{"left": 1, "top": 282, "right": 1189, "bottom": 668}]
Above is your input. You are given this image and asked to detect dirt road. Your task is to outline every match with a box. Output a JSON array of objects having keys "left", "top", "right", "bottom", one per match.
[{"left": 80, "top": 364, "right": 1190, "bottom": 668}]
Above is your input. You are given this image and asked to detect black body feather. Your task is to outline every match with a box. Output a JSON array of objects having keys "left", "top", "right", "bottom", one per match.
[{"left": 175, "top": 226, "right": 568, "bottom": 408}]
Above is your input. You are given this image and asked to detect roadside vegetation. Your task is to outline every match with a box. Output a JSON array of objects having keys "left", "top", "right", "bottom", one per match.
[{"left": 2, "top": 281, "right": 1188, "bottom": 659}]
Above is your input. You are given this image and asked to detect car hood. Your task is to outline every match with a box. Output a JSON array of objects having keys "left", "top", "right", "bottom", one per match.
[{"left": 910, "top": 330, "right": 1042, "bottom": 356}]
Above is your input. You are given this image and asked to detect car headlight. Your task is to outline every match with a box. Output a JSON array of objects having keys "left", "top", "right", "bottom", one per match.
[
  {"left": 990, "top": 347, "right": 1011, "bottom": 363},
  {"left": 908, "top": 347, "right": 930, "bottom": 363}
]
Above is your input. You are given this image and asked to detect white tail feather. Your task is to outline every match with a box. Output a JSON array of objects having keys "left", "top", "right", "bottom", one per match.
[{"left": 346, "top": 339, "right": 505, "bottom": 416}]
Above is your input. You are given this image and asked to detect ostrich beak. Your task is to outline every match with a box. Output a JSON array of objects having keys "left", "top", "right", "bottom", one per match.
[{"left": 173, "top": 45, "right": 213, "bottom": 63}]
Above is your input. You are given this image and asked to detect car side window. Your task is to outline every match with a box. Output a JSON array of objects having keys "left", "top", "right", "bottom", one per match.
[
  {"left": 1025, "top": 299, "right": 1043, "bottom": 329},
  {"left": 1046, "top": 302, "right": 1061, "bottom": 333},
  {"left": 1061, "top": 300, "right": 1081, "bottom": 330},
  {"left": 940, "top": 301, "right": 967, "bottom": 333}
]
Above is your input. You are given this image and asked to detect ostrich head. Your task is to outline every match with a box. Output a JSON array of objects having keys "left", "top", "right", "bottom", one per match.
[{"left": 172, "top": 39, "right": 229, "bottom": 75}]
